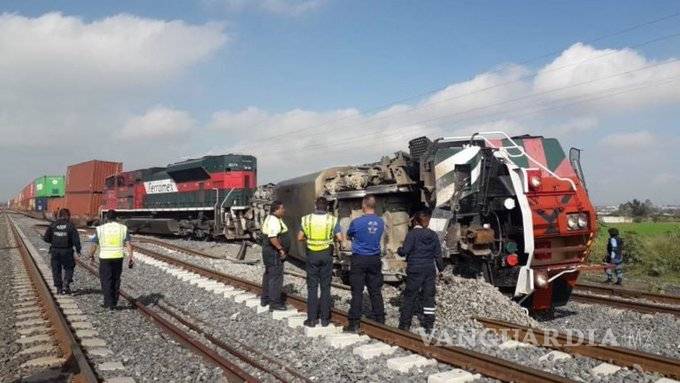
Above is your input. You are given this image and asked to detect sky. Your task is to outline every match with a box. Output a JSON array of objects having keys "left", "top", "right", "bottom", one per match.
[{"left": 1, "top": 0, "right": 679, "bottom": 205}]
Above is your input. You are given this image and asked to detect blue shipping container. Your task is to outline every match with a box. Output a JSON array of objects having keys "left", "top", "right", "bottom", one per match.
[{"left": 35, "top": 197, "right": 48, "bottom": 211}]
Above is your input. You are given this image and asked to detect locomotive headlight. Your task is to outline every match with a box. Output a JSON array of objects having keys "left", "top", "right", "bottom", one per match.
[
  {"left": 567, "top": 214, "right": 579, "bottom": 230},
  {"left": 503, "top": 198, "right": 516, "bottom": 210},
  {"left": 577, "top": 213, "right": 588, "bottom": 229}
]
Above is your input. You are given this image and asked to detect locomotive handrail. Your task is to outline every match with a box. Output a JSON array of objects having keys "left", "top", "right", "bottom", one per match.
[{"left": 439, "top": 131, "right": 577, "bottom": 191}]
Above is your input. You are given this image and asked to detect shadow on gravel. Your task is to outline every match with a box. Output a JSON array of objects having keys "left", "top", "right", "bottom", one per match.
[
  {"left": 536, "top": 308, "right": 578, "bottom": 322},
  {"left": 135, "top": 292, "right": 165, "bottom": 306},
  {"left": 72, "top": 288, "right": 101, "bottom": 296}
]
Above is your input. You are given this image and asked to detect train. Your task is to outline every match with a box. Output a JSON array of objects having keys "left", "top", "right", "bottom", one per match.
[
  {"left": 7, "top": 131, "right": 597, "bottom": 312},
  {"left": 272, "top": 132, "right": 597, "bottom": 313}
]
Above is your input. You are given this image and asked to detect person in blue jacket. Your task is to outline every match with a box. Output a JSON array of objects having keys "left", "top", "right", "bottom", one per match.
[
  {"left": 604, "top": 227, "right": 624, "bottom": 285},
  {"left": 343, "top": 195, "right": 385, "bottom": 333},
  {"left": 397, "top": 209, "right": 443, "bottom": 333}
]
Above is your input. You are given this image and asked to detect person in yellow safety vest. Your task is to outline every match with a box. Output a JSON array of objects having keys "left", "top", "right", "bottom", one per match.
[
  {"left": 297, "top": 196, "right": 343, "bottom": 327},
  {"left": 88, "top": 210, "right": 133, "bottom": 310},
  {"left": 260, "top": 200, "right": 290, "bottom": 311}
]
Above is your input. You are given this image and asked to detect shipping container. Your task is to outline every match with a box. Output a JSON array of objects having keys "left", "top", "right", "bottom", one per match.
[
  {"left": 35, "top": 197, "right": 49, "bottom": 211},
  {"left": 64, "top": 192, "right": 103, "bottom": 220},
  {"left": 34, "top": 175, "right": 65, "bottom": 197},
  {"left": 47, "top": 197, "right": 65, "bottom": 215},
  {"left": 66, "top": 160, "right": 122, "bottom": 193}
]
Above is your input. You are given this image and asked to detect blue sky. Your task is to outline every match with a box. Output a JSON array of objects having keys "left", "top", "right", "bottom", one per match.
[{"left": 1, "top": 1, "right": 679, "bottom": 204}]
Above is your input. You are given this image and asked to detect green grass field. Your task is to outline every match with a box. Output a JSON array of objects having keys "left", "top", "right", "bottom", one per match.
[{"left": 584, "top": 220, "right": 680, "bottom": 291}]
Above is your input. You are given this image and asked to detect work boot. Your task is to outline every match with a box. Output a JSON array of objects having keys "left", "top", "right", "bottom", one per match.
[
  {"left": 398, "top": 323, "right": 410, "bottom": 332},
  {"left": 303, "top": 319, "right": 318, "bottom": 327},
  {"left": 343, "top": 322, "right": 360, "bottom": 333},
  {"left": 615, "top": 279, "right": 622, "bottom": 285},
  {"left": 63, "top": 286, "right": 72, "bottom": 295},
  {"left": 603, "top": 278, "right": 612, "bottom": 284},
  {"left": 269, "top": 304, "right": 287, "bottom": 311},
  {"left": 57, "top": 288, "right": 64, "bottom": 295},
  {"left": 320, "top": 319, "right": 330, "bottom": 327},
  {"left": 260, "top": 300, "right": 269, "bottom": 307}
]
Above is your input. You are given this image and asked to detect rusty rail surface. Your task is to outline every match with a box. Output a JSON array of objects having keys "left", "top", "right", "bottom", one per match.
[
  {"left": 571, "top": 291, "right": 680, "bottom": 316},
  {"left": 476, "top": 317, "right": 680, "bottom": 379},
  {"left": 73, "top": 259, "right": 262, "bottom": 383},
  {"left": 132, "top": 244, "right": 577, "bottom": 383},
  {"left": 6, "top": 214, "right": 99, "bottom": 383},
  {"left": 575, "top": 281, "right": 680, "bottom": 306}
]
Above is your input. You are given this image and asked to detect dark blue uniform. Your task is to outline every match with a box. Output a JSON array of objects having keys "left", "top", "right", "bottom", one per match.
[
  {"left": 43, "top": 218, "right": 81, "bottom": 293},
  {"left": 347, "top": 214, "right": 385, "bottom": 325},
  {"left": 398, "top": 226, "right": 443, "bottom": 331}
]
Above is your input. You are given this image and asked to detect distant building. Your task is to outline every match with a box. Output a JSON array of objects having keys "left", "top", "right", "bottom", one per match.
[{"left": 601, "top": 216, "right": 633, "bottom": 224}]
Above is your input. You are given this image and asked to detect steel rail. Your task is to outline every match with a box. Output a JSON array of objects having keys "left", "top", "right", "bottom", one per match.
[
  {"left": 73, "top": 259, "right": 260, "bottom": 383},
  {"left": 132, "top": 244, "right": 576, "bottom": 383},
  {"left": 6, "top": 214, "right": 99, "bottom": 383},
  {"left": 476, "top": 317, "right": 680, "bottom": 379},
  {"left": 574, "top": 281, "right": 680, "bottom": 306},
  {"left": 571, "top": 291, "right": 680, "bottom": 316},
  {"left": 133, "top": 238, "right": 349, "bottom": 289}
]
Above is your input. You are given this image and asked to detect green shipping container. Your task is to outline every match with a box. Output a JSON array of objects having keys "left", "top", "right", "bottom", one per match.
[{"left": 34, "top": 176, "right": 65, "bottom": 198}]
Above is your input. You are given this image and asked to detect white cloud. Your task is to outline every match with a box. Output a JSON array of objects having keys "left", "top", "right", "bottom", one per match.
[
  {"left": 118, "top": 106, "right": 196, "bottom": 140},
  {"left": 0, "top": 12, "right": 228, "bottom": 91},
  {"left": 600, "top": 130, "right": 656, "bottom": 150},
  {"left": 534, "top": 43, "right": 680, "bottom": 111},
  {"left": 217, "top": 0, "right": 325, "bottom": 16}
]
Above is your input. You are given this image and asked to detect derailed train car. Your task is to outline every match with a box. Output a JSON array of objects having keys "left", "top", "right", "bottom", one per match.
[{"left": 273, "top": 132, "right": 597, "bottom": 312}]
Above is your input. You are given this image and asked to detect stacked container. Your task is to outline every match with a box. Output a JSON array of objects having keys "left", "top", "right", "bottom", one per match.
[
  {"left": 33, "top": 175, "right": 66, "bottom": 213},
  {"left": 65, "top": 160, "right": 123, "bottom": 221}
]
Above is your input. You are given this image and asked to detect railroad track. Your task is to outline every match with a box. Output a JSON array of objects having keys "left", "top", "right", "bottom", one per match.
[
  {"left": 135, "top": 237, "right": 353, "bottom": 291},
  {"left": 131, "top": 244, "right": 578, "bottom": 383},
  {"left": 5, "top": 213, "right": 99, "bottom": 383},
  {"left": 476, "top": 317, "right": 680, "bottom": 379},
  {"left": 571, "top": 282, "right": 680, "bottom": 316}
]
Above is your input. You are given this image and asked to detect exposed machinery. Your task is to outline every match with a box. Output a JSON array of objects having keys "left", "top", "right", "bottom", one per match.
[{"left": 273, "top": 132, "right": 597, "bottom": 312}]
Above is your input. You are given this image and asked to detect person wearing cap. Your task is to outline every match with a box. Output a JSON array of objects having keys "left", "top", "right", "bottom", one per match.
[
  {"left": 43, "top": 208, "right": 81, "bottom": 294},
  {"left": 298, "top": 196, "right": 343, "bottom": 327},
  {"left": 260, "top": 200, "right": 290, "bottom": 311},
  {"left": 397, "top": 209, "right": 443, "bottom": 333}
]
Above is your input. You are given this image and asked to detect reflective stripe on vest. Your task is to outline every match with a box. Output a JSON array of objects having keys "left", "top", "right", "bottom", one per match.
[
  {"left": 302, "top": 214, "right": 337, "bottom": 251},
  {"left": 97, "top": 223, "right": 127, "bottom": 259}
]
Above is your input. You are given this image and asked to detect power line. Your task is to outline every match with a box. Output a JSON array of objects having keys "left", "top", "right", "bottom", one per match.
[
  {"left": 237, "top": 11, "right": 680, "bottom": 149},
  {"left": 256, "top": 56, "right": 680, "bottom": 152}
]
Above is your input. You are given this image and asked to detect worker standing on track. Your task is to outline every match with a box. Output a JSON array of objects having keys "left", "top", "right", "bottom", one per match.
[
  {"left": 604, "top": 227, "right": 624, "bottom": 285},
  {"left": 397, "top": 210, "right": 443, "bottom": 334},
  {"left": 260, "top": 201, "right": 290, "bottom": 311},
  {"left": 88, "top": 210, "right": 133, "bottom": 310},
  {"left": 43, "top": 208, "right": 81, "bottom": 295},
  {"left": 298, "top": 197, "right": 343, "bottom": 327},
  {"left": 344, "top": 195, "right": 385, "bottom": 333}
]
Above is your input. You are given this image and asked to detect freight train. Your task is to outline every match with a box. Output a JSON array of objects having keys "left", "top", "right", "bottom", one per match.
[
  {"left": 271, "top": 132, "right": 596, "bottom": 312},
  {"left": 101, "top": 154, "right": 263, "bottom": 239},
  {"left": 8, "top": 131, "right": 596, "bottom": 312}
]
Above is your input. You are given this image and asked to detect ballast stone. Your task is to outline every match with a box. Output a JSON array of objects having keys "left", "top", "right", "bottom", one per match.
[
  {"left": 591, "top": 363, "right": 622, "bottom": 375},
  {"left": 286, "top": 315, "right": 307, "bottom": 328},
  {"left": 538, "top": 350, "right": 572, "bottom": 362},
  {"left": 386, "top": 354, "right": 437, "bottom": 373},
  {"left": 499, "top": 339, "right": 534, "bottom": 349},
  {"left": 271, "top": 309, "right": 299, "bottom": 320},
  {"left": 428, "top": 369, "right": 480, "bottom": 383}
]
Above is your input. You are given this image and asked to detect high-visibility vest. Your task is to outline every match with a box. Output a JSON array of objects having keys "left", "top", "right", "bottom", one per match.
[
  {"left": 96, "top": 222, "right": 128, "bottom": 259},
  {"left": 301, "top": 213, "right": 337, "bottom": 251}
]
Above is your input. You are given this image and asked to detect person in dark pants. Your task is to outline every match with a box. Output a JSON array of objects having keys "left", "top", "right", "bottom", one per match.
[
  {"left": 397, "top": 210, "right": 443, "bottom": 333},
  {"left": 260, "top": 201, "right": 290, "bottom": 311},
  {"left": 604, "top": 227, "right": 624, "bottom": 285},
  {"left": 88, "top": 210, "right": 133, "bottom": 310},
  {"left": 43, "top": 208, "right": 81, "bottom": 294},
  {"left": 298, "top": 197, "right": 343, "bottom": 327},
  {"left": 344, "top": 195, "right": 385, "bottom": 333}
]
